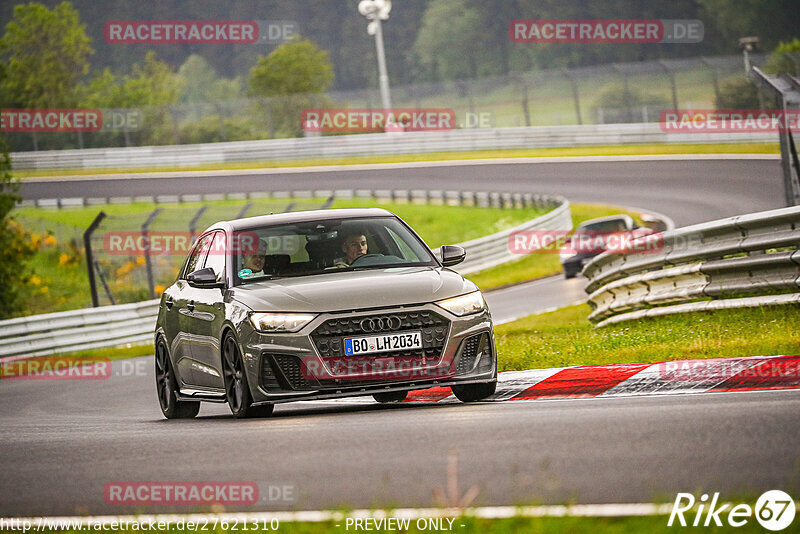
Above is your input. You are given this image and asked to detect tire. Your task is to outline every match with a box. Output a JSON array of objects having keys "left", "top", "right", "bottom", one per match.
[
  {"left": 451, "top": 380, "right": 497, "bottom": 403},
  {"left": 155, "top": 338, "right": 200, "bottom": 419},
  {"left": 221, "top": 333, "right": 274, "bottom": 418},
  {"left": 373, "top": 390, "right": 408, "bottom": 403},
  {"left": 563, "top": 266, "right": 579, "bottom": 279}
]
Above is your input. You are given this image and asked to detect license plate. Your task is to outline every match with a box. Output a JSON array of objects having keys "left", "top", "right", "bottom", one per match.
[{"left": 344, "top": 330, "right": 423, "bottom": 356}]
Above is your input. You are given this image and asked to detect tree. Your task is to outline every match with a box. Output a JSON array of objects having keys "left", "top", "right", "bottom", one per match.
[
  {"left": 248, "top": 37, "right": 334, "bottom": 137},
  {"left": 0, "top": 1, "right": 93, "bottom": 108},
  {"left": 765, "top": 39, "right": 800, "bottom": 76},
  {"left": 249, "top": 37, "right": 334, "bottom": 97},
  {"left": 0, "top": 57, "right": 34, "bottom": 317},
  {"left": 412, "top": 0, "right": 487, "bottom": 80},
  {"left": 177, "top": 54, "right": 243, "bottom": 104},
  {"left": 698, "top": 0, "right": 800, "bottom": 51}
]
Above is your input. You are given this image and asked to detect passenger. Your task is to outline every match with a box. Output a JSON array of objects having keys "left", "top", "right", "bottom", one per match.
[{"left": 239, "top": 239, "right": 267, "bottom": 276}]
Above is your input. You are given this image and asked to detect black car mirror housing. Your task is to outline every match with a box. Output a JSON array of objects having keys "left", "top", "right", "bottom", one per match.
[
  {"left": 440, "top": 245, "right": 466, "bottom": 267},
  {"left": 186, "top": 267, "right": 225, "bottom": 288}
]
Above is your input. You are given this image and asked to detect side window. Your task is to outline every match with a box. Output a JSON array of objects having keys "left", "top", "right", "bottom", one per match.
[
  {"left": 202, "top": 231, "right": 227, "bottom": 283},
  {"left": 182, "top": 234, "right": 212, "bottom": 279}
]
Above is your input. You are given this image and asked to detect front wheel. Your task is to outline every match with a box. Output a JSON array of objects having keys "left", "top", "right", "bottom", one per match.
[
  {"left": 451, "top": 381, "right": 497, "bottom": 402},
  {"left": 155, "top": 338, "right": 200, "bottom": 419},
  {"left": 373, "top": 390, "right": 408, "bottom": 403},
  {"left": 222, "top": 333, "right": 274, "bottom": 418}
]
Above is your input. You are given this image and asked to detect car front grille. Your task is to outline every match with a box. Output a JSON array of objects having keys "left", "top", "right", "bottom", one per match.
[{"left": 311, "top": 310, "right": 450, "bottom": 359}]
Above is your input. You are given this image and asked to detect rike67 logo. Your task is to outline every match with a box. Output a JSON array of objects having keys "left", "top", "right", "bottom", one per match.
[{"left": 668, "top": 490, "right": 796, "bottom": 531}]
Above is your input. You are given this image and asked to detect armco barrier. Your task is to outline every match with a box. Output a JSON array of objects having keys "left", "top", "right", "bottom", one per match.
[
  {"left": 583, "top": 205, "right": 800, "bottom": 327},
  {"left": 0, "top": 192, "right": 570, "bottom": 358},
  {"left": 10, "top": 123, "right": 774, "bottom": 171}
]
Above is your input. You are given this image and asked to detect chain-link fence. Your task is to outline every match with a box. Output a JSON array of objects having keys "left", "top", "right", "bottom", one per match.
[
  {"left": 5, "top": 54, "right": 768, "bottom": 152},
  {"left": 84, "top": 198, "right": 330, "bottom": 307}
]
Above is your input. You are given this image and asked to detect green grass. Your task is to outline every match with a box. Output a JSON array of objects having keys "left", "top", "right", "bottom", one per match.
[
  {"left": 495, "top": 303, "right": 800, "bottom": 371},
  {"left": 13, "top": 142, "right": 778, "bottom": 179},
  {"left": 14, "top": 198, "right": 546, "bottom": 248},
  {"left": 467, "top": 203, "right": 645, "bottom": 290},
  {"left": 12, "top": 199, "right": 548, "bottom": 316}
]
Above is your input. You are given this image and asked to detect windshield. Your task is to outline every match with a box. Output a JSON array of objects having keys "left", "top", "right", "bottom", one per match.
[
  {"left": 232, "top": 216, "right": 438, "bottom": 285},
  {"left": 578, "top": 219, "right": 630, "bottom": 232}
]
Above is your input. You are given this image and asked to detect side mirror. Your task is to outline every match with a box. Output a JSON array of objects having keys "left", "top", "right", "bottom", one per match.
[
  {"left": 440, "top": 245, "right": 466, "bottom": 267},
  {"left": 187, "top": 267, "right": 224, "bottom": 288}
]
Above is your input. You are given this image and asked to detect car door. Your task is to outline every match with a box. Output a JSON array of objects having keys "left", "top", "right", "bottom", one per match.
[
  {"left": 183, "top": 230, "right": 227, "bottom": 389},
  {"left": 165, "top": 233, "right": 212, "bottom": 388}
]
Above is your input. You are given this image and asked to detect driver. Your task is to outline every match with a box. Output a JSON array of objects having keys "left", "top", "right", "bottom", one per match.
[
  {"left": 239, "top": 239, "right": 267, "bottom": 276},
  {"left": 333, "top": 230, "right": 368, "bottom": 267}
]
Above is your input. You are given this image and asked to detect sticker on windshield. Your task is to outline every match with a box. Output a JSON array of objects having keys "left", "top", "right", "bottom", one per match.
[{"left": 238, "top": 268, "right": 253, "bottom": 278}]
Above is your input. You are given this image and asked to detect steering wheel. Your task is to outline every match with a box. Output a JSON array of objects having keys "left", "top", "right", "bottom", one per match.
[{"left": 349, "top": 253, "right": 383, "bottom": 266}]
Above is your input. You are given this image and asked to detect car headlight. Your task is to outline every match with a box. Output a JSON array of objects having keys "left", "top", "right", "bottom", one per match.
[
  {"left": 434, "top": 291, "right": 486, "bottom": 316},
  {"left": 249, "top": 312, "right": 317, "bottom": 333}
]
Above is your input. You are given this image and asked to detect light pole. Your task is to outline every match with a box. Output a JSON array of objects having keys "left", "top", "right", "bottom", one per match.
[
  {"left": 358, "top": 0, "right": 393, "bottom": 111},
  {"left": 738, "top": 36, "right": 759, "bottom": 75}
]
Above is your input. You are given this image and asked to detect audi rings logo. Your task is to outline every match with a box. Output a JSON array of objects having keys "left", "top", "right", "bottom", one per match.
[{"left": 359, "top": 316, "right": 402, "bottom": 333}]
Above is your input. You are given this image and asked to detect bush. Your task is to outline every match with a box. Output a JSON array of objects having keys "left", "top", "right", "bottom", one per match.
[
  {"left": 0, "top": 141, "right": 35, "bottom": 319},
  {"left": 715, "top": 77, "right": 760, "bottom": 109},
  {"left": 765, "top": 38, "right": 800, "bottom": 76},
  {"left": 592, "top": 84, "right": 668, "bottom": 123}
]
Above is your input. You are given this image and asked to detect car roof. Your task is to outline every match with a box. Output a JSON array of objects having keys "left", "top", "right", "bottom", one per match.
[
  {"left": 203, "top": 208, "right": 397, "bottom": 233},
  {"left": 576, "top": 214, "right": 634, "bottom": 229}
]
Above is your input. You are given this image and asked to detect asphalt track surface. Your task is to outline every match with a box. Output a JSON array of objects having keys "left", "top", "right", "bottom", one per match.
[
  {"left": 1, "top": 362, "right": 799, "bottom": 516},
  {"left": 20, "top": 158, "right": 782, "bottom": 226},
  {"left": 3, "top": 157, "right": 794, "bottom": 516}
]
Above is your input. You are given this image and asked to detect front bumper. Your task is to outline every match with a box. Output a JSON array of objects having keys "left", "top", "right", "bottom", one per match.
[{"left": 240, "top": 303, "right": 496, "bottom": 404}]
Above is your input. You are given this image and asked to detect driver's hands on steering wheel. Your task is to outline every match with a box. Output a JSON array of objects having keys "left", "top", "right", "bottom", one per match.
[{"left": 349, "top": 253, "right": 382, "bottom": 266}]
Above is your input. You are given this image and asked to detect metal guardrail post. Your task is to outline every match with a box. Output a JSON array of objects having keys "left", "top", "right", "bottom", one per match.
[
  {"left": 188, "top": 205, "right": 209, "bottom": 243},
  {"left": 94, "top": 258, "right": 116, "bottom": 305},
  {"left": 83, "top": 211, "right": 107, "bottom": 308},
  {"left": 700, "top": 57, "right": 721, "bottom": 106},
  {"left": 236, "top": 202, "right": 253, "bottom": 219},
  {"left": 658, "top": 60, "right": 679, "bottom": 111},
  {"left": 751, "top": 67, "right": 800, "bottom": 206},
  {"left": 141, "top": 208, "right": 162, "bottom": 299},
  {"left": 562, "top": 69, "right": 582, "bottom": 125}
]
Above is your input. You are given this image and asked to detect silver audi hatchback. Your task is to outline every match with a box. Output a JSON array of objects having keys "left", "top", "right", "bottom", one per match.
[{"left": 154, "top": 208, "right": 497, "bottom": 418}]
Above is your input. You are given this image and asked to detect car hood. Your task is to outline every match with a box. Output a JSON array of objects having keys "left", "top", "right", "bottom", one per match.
[{"left": 230, "top": 267, "right": 476, "bottom": 312}]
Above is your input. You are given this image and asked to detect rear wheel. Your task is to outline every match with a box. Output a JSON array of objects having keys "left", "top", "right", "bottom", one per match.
[
  {"left": 155, "top": 338, "right": 200, "bottom": 419},
  {"left": 563, "top": 265, "right": 579, "bottom": 279},
  {"left": 451, "top": 381, "right": 497, "bottom": 402},
  {"left": 373, "top": 390, "right": 408, "bottom": 403},
  {"left": 222, "top": 333, "right": 274, "bottom": 418}
]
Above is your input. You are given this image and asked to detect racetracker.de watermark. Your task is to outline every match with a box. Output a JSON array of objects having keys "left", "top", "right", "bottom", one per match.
[
  {"left": 0, "top": 109, "right": 142, "bottom": 132},
  {"left": 301, "top": 356, "right": 453, "bottom": 381},
  {"left": 301, "top": 108, "right": 457, "bottom": 133},
  {"left": 104, "top": 20, "right": 297, "bottom": 44},
  {"left": 0, "top": 357, "right": 111, "bottom": 380},
  {"left": 508, "top": 229, "right": 663, "bottom": 255},
  {"left": 509, "top": 19, "right": 703, "bottom": 43},
  {"left": 103, "top": 482, "right": 296, "bottom": 505},
  {"left": 102, "top": 231, "right": 271, "bottom": 256},
  {"left": 660, "top": 109, "right": 800, "bottom": 132},
  {"left": 0, "top": 358, "right": 156, "bottom": 380},
  {"left": 659, "top": 358, "right": 800, "bottom": 382}
]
